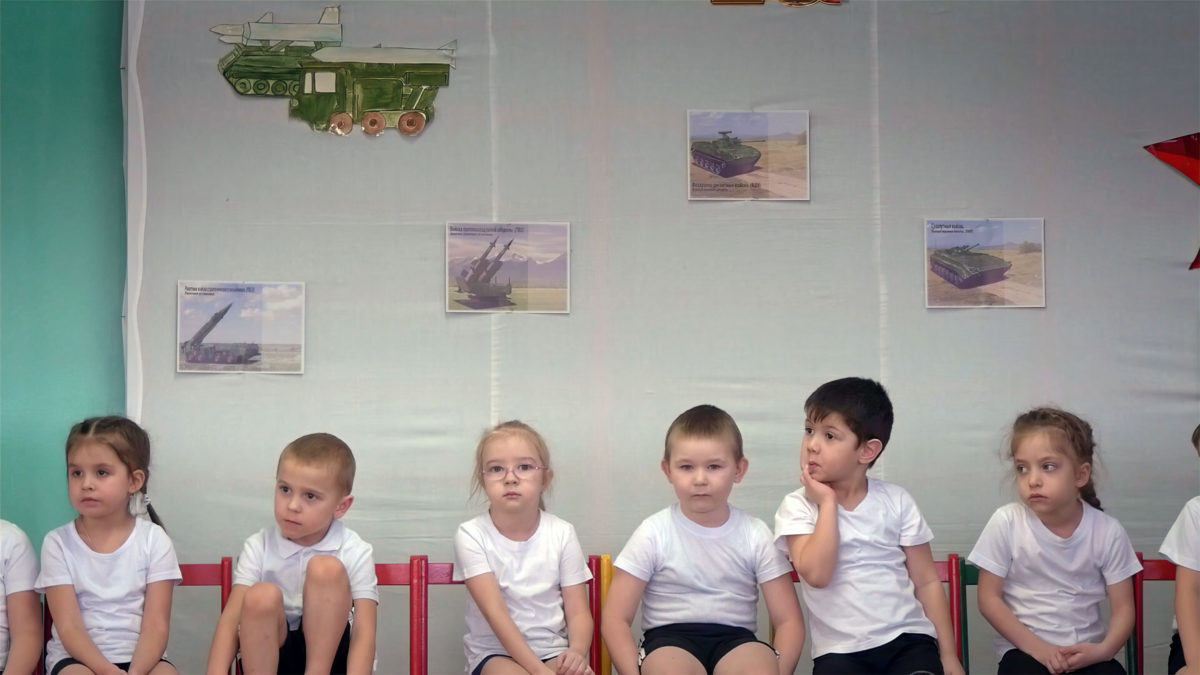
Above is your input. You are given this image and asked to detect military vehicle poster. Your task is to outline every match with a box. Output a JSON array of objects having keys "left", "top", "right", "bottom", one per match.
[
  {"left": 177, "top": 282, "right": 305, "bottom": 373},
  {"left": 446, "top": 223, "right": 570, "bottom": 313},
  {"left": 925, "top": 218, "right": 1046, "bottom": 309},
  {"left": 688, "top": 110, "right": 809, "bottom": 200}
]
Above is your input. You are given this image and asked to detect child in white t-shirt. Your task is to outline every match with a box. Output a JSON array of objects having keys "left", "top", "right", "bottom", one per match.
[
  {"left": 1, "top": 519, "right": 40, "bottom": 675},
  {"left": 774, "top": 377, "right": 961, "bottom": 675},
  {"left": 206, "top": 433, "right": 378, "bottom": 675},
  {"left": 36, "top": 416, "right": 182, "bottom": 675},
  {"left": 602, "top": 405, "right": 804, "bottom": 675},
  {"left": 969, "top": 407, "right": 1141, "bottom": 675},
  {"left": 1160, "top": 424, "right": 1200, "bottom": 675},
  {"left": 454, "top": 421, "right": 594, "bottom": 675}
]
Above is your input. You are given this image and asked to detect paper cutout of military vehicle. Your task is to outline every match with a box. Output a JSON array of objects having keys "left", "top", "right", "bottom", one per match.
[
  {"left": 455, "top": 237, "right": 514, "bottom": 300},
  {"left": 929, "top": 244, "right": 1013, "bottom": 288},
  {"left": 691, "top": 131, "right": 761, "bottom": 177},
  {"left": 212, "top": 7, "right": 454, "bottom": 136},
  {"left": 180, "top": 303, "right": 262, "bottom": 365}
]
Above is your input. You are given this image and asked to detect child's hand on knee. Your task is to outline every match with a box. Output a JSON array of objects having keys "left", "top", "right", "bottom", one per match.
[{"left": 553, "top": 649, "right": 592, "bottom": 675}]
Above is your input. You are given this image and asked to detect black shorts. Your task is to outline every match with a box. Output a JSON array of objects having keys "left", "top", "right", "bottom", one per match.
[
  {"left": 640, "top": 622, "right": 773, "bottom": 674},
  {"left": 812, "top": 633, "right": 942, "bottom": 675},
  {"left": 50, "top": 658, "right": 173, "bottom": 675},
  {"left": 1169, "top": 632, "right": 1186, "bottom": 675},
  {"left": 275, "top": 621, "right": 351, "bottom": 675},
  {"left": 998, "top": 648, "right": 1125, "bottom": 675},
  {"left": 471, "top": 654, "right": 558, "bottom": 675}
]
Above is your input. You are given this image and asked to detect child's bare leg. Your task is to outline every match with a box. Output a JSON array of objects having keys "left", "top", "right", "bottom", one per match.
[
  {"left": 713, "top": 642, "right": 779, "bottom": 675},
  {"left": 641, "top": 647, "right": 706, "bottom": 675},
  {"left": 480, "top": 657, "right": 529, "bottom": 674},
  {"left": 58, "top": 666, "right": 99, "bottom": 675},
  {"left": 240, "top": 582, "right": 288, "bottom": 675},
  {"left": 147, "top": 660, "right": 180, "bottom": 675},
  {"left": 301, "top": 555, "right": 351, "bottom": 675}
]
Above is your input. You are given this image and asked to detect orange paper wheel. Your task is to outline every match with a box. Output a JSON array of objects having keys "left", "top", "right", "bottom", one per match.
[
  {"left": 397, "top": 111, "right": 427, "bottom": 136},
  {"left": 328, "top": 113, "right": 353, "bottom": 136},
  {"left": 361, "top": 112, "right": 387, "bottom": 136}
]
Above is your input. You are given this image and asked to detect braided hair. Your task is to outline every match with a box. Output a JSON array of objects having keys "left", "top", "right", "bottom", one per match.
[{"left": 1010, "top": 407, "right": 1102, "bottom": 510}]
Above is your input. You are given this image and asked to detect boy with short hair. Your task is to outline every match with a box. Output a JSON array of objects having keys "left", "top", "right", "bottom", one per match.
[
  {"left": 1159, "top": 424, "right": 1200, "bottom": 675},
  {"left": 601, "top": 404, "right": 805, "bottom": 675},
  {"left": 774, "top": 377, "right": 963, "bottom": 675},
  {"left": 207, "top": 433, "right": 378, "bottom": 675}
]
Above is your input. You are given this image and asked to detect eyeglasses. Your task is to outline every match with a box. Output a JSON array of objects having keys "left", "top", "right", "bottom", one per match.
[{"left": 481, "top": 463, "right": 547, "bottom": 482}]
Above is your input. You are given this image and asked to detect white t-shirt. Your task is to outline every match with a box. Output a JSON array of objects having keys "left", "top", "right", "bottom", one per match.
[
  {"left": 773, "top": 479, "right": 937, "bottom": 657},
  {"left": 35, "top": 518, "right": 182, "bottom": 673},
  {"left": 969, "top": 501, "right": 1141, "bottom": 658},
  {"left": 1160, "top": 495, "right": 1200, "bottom": 631},
  {"left": 1, "top": 520, "right": 38, "bottom": 670},
  {"left": 616, "top": 503, "right": 793, "bottom": 633},
  {"left": 233, "top": 520, "right": 378, "bottom": 631},
  {"left": 454, "top": 511, "right": 592, "bottom": 675}
]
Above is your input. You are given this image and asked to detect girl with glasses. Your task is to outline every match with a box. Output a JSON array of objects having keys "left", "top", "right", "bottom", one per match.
[{"left": 453, "top": 421, "right": 594, "bottom": 675}]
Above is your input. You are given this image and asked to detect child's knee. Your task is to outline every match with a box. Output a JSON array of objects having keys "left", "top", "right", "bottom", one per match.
[
  {"left": 305, "top": 554, "right": 349, "bottom": 586},
  {"left": 242, "top": 582, "right": 285, "bottom": 616}
]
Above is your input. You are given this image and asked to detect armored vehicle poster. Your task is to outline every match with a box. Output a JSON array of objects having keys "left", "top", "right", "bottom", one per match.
[
  {"left": 178, "top": 282, "right": 306, "bottom": 373},
  {"left": 446, "top": 223, "right": 570, "bottom": 314},
  {"left": 688, "top": 110, "right": 809, "bottom": 200},
  {"left": 925, "top": 219, "right": 1045, "bottom": 308}
]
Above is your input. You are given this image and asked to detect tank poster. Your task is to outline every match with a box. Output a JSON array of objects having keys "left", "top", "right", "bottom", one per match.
[
  {"left": 446, "top": 223, "right": 570, "bottom": 314},
  {"left": 688, "top": 110, "right": 809, "bottom": 201},
  {"left": 177, "top": 281, "right": 305, "bottom": 373},
  {"left": 925, "top": 218, "right": 1045, "bottom": 309}
]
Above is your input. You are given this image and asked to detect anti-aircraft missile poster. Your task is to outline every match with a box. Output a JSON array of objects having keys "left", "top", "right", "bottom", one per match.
[
  {"left": 446, "top": 223, "right": 570, "bottom": 314},
  {"left": 177, "top": 281, "right": 305, "bottom": 373}
]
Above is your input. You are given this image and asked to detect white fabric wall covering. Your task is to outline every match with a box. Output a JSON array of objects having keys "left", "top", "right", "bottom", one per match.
[{"left": 127, "top": 2, "right": 1199, "bottom": 672}]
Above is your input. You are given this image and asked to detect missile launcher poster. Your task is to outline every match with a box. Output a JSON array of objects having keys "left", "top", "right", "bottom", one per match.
[
  {"left": 925, "top": 219, "right": 1045, "bottom": 309},
  {"left": 177, "top": 281, "right": 305, "bottom": 373},
  {"left": 446, "top": 223, "right": 570, "bottom": 313},
  {"left": 688, "top": 110, "right": 809, "bottom": 200}
]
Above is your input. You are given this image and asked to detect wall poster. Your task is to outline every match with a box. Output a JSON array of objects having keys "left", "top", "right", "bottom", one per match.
[
  {"left": 446, "top": 222, "right": 570, "bottom": 313},
  {"left": 688, "top": 110, "right": 809, "bottom": 200},
  {"left": 177, "top": 281, "right": 306, "bottom": 373},
  {"left": 925, "top": 218, "right": 1045, "bottom": 308}
]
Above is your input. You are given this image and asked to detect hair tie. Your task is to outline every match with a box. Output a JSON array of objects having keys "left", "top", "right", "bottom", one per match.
[{"left": 129, "top": 492, "right": 151, "bottom": 519}]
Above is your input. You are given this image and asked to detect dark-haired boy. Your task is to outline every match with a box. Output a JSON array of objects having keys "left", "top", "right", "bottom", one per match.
[
  {"left": 774, "top": 378, "right": 963, "bottom": 675},
  {"left": 207, "top": 434, "right": 378, "bottom": 675}
]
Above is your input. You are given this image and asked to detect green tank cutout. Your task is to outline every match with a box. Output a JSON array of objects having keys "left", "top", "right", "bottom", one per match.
[
  {"left": 691, "top": 131, "right": 761, "bottom": 177},
  {"left": 929, "top": 244, "right": 1013, "bottom": 288},
  {"left": 212, "top": 7, "right": 454, "bottom": 137}
]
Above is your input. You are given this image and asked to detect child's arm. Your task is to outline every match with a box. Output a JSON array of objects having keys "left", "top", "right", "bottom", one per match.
[
  {"left": 463, "top": 573, "right": 556, "bottom": 675},
  {"left": 598, "top": 569, "right": 647, "bottom": 675},
  {"left": 557, "top": 582, "right": 594, "bottom": 675},
  {"left": 785, "top": 465, "right": 839, "bottom": 588},
  {"left": 1179, "top": 566, "right": 1200, "bottom": 674},
  {"left": 127, "top": 580, "right": 174, "bottom": 675},
  {"left": 206, "top": 584, "right": 248, "bottom": 675},
  {"left": 1060, "top": 578, "right": 1134, "bottom": 672},
  {"left": 346, "top": 597, "right": 378, "bottom": 675},
  {"left": 904, "top": 543, "right": 964, "bottom": 675},
  {"left": 976, "top": 569, "right": 1068, "bottom": 674},
  {"left": 45, "top": 584, "right": 124, "bottom": 675},
  {"left": 4, "top": 589, "right": 42, "bottom": 675},
  {"left": 760, "top": 573, "right": 804, "bottom": 675}
]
